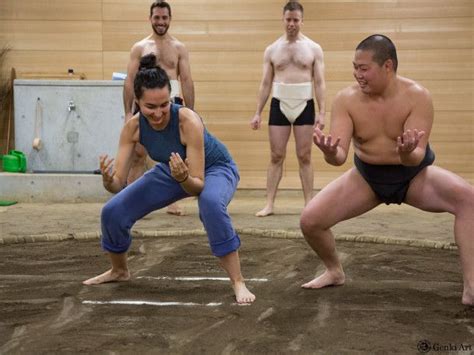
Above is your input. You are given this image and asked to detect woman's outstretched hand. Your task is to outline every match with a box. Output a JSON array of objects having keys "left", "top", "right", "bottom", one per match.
[
  {"left": 169, "top": 152, "right": 189, "bottom": 183},
  {"left": 99, "top": 155, "right": 115, "bottom": 186}
]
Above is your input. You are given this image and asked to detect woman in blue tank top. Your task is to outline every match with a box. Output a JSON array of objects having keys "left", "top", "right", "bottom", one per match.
[{"left": 83, "top": 54, "right": 255, "bottom": 304}]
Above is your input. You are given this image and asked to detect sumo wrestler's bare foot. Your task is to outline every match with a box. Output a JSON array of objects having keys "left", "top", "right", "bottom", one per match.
[
  {"left": 233, "top": 281, "right": 256, "bottom": 304},
  {"left": 166, "top": 202, "right": 185, "bottom": 216},
  {"left": 462, "top": 286, "right": 474, "bottom": 306},
  {"left": 301, "top": 269, "right": 345, "bottom": 289},
  {"left": 83, "top": 269, "right": 130, "bottom": 285},
  {"left": 255, "top": 205, "right": 274, "bottom": 217}
]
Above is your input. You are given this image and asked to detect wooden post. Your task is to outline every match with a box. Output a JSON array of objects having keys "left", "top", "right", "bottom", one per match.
[{"left": 5, "top": 67, "right": 16, "bottom": 154}]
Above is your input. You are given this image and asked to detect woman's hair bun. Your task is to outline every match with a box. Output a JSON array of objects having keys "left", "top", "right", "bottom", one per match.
[{"left": 139, "top": 53, "right": 157, "bottom": 71}]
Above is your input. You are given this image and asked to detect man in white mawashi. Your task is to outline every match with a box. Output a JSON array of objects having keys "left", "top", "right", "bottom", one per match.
[
  {"left": 123, "top": 1, "right": 195, "bottom": 215},
  {"left": 250, "top": 1, "right": 326, "bottom": 217}
]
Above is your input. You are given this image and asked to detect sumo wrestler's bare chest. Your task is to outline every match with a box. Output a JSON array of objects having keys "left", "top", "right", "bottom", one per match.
[
  {"left": 352, "top": 102, "right": 409, "bottom": 143},
  {"left": 273, "top": 45, "right": 314, "bottom": 71},
  {"left": 143, "top": 44, "right": 178, "bottom": 70}
]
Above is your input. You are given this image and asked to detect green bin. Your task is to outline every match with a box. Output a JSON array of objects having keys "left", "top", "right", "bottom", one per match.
[{"left": 2, "top": 150, "right": 27, "bottom": 173}]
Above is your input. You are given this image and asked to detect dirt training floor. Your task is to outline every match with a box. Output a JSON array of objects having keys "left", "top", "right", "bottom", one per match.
[{"left": 0, "top": 190, "right": 473, "bottom": 354}]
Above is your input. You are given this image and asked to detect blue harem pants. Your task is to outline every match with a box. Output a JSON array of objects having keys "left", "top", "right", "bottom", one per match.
[{"left": 100, "top": 161, "right": 241, "bottom": 257}]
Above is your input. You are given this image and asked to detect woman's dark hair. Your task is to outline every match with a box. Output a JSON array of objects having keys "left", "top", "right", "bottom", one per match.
[
  {"left": 133, "top": 53, "right": 171, "bottom": 99},
  {"left": 356, "top": 34, "right": 398, "bottom": 72}
]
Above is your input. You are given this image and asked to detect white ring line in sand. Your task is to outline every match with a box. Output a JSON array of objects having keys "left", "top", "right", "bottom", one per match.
[
  {"left": 82, "top": 300, "right": 222, "bottom": 307},
  {"left": 136, "top": 276, "right": 269, "bottom": 282}
]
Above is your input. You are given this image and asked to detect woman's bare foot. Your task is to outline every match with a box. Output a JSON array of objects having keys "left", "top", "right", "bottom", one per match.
[
  {"left": 233, "top": 281, "right": 256, "bottom": 304},
  {"left": 255, "top": 205, "right": 273, "bottom": 217},
  {"left": 83, "top": 269, "right": 130, "bottom": 285},
  {"left": 166, "top": 202, "right": 185, "bottom": 216},
  {"left": 301, "top": 269, "right": 345, "bottom": 289}
]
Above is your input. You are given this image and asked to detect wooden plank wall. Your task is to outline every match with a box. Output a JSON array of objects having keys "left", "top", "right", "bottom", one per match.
[{"left": 1, "top": 0, "right": 472, "bottom": 187}]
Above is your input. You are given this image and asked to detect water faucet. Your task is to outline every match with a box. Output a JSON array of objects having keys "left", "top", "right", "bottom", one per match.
[{"left": 68, "top": 100, "right": 76, "bottom": 112}]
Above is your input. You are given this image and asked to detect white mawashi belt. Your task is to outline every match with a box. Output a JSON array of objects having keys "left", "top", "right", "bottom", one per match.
[
  {"left": 170, "top": 79, "right": 181, "bottom": 99},
  {"left": 272, "top": 82, "right": 313, "bottom": 123}
]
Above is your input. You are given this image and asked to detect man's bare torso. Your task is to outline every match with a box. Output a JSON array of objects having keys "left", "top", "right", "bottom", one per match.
[
  {"left": 347, "top": 77, "right": 421, "bottom": 165},
  {"left": 138, "top": 35, "right": 181, "bottom": 79},
  {"left": 270, "top": 35, "right": 317, "bottom": 83}
]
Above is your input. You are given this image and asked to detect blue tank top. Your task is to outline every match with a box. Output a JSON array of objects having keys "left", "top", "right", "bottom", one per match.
[{"left": 139, "top": 103, "right": 233, "bottom": 169}]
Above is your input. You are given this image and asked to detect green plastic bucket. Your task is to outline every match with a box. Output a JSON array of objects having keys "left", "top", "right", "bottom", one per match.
[{"left": 2, "top": 150, "right": 27, "bottom": 173}]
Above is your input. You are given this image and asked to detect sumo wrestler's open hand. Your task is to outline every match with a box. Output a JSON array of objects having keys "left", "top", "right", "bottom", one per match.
[
  {"left": 396, "top": 129, "right": 425, "bottom": 154},
  {"left": 313, "top": 126, "right": 340, "bottom": 157}
]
